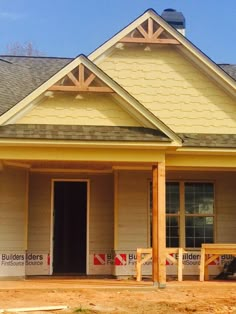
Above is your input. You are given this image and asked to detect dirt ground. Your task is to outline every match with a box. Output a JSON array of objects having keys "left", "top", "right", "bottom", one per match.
[{"left": 0, "top": 278, "right": 236, "bottom": 314}]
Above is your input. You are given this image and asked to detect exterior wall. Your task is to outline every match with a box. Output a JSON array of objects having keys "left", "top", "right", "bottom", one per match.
[
  {"left": 0, "top": 167, "right": 27, "bottom": 250},
  {"left": 167, "top": 170, "right": 236, "bottom": 243},
  {"left": 0, "top": 167, "right": 27, "bottom": 276},
  {"left": 17, "top": 93, "right": 141, "bottom": 127},
  {"left": 99, "top": 46, "right": 236, "bottom": 134},
  {"left": 27, "top": 172, "right": 114, "bottom": 275},
  {"left": 1, "top": 167, "right": 235, "bottom": 277},
  {"left": 116, "top": 171, "right": 150, "bottom": 250},
  {"left": 113, "top": 169, "right": 236, "bottom": 277}
]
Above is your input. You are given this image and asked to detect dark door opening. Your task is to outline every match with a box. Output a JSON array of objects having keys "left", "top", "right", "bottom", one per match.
[{"left": 53, "top": 181, "right": 87, "bottom": 274}]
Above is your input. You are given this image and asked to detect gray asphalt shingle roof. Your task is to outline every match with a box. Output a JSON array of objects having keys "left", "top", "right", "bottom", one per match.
[
  {"left": 219, "top": 64, "right": 236, "bottom": 80},
  {"left": 0, "top": 56, "right": 72, "bottom": 116},
  {"left": 179, "top": 133, "right": 236, "bottom": 148},
  {"left": 0, "top": 124, "right": 171, "bottom": 142}
]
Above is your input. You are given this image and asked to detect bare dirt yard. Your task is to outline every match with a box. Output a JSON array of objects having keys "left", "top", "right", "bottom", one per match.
[{"left": 0, "top": 278, "right": 236, "bottom": 314}]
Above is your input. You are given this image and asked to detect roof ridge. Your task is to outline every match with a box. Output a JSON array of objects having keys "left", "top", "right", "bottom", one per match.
[{"left": 0, "top": 55, "right": 73, "bottom": 60}]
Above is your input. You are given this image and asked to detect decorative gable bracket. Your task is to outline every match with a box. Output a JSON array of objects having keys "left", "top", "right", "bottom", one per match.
[
  {"left": 119, "top": 17, "right": 180, "bottom": 45},
  {"left": 48, "top": 64, "right": 114, "bottom": 93}
]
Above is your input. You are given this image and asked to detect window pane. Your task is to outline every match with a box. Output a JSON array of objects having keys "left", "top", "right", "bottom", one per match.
[
  {"left": 185, "top": 216, "right": 214, "bottom": 248},
  {"left": 166, "top": 182, "right": 180, "bottom": 214},
  {"left": 166, "top": 216, "right": 179, "bottom": 247},
  {"left": 185, "top": 183, "right": 214, "bottom": 215}
]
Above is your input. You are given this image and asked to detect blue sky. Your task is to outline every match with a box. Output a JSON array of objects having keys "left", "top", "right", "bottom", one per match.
[{"left": 0, "top": 0, "right": 235, "bottom": 64}]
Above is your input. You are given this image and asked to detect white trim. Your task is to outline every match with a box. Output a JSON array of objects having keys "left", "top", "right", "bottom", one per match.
[
  {"left": 50, "top": 178, "right": 90, "bottom": 275},
  {"left": 0, "top": 138, "right": 180, "bottom": 148}
]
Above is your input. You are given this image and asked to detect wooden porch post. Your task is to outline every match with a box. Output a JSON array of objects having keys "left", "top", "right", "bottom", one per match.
[{"left": 152, "top": 163, "right": 166, "bottom": 288}]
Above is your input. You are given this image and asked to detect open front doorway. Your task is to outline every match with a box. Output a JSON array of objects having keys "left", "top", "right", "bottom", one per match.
[{"left": 53, "top": 180, "right": 88, "bottom": 274}]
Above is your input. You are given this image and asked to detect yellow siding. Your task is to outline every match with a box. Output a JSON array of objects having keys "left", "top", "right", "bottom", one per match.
[
  {"left": 117, "top": 171, "right": 150, "bottom": 250},
  {"left": 28, "top": 173, "right": 114, "bottom": 252},
  {"left": 0, "top": 168, "right": 27, "bottom": 250},
  {"left": 99, "top": 46, "right": 236, "bottom": 134},
  {"left": 17, "top": 93, "right": 141, "bottom": 127}
]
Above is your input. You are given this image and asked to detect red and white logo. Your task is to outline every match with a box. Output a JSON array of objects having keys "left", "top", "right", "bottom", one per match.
[
  {"left": 166, "top": 253, "right": 174, "bottom": 265},
  {"left": 208, "top": 254, "right": 220, "bottom": 266},
  {"left": 115, "top": 254, "right": 127, "bottom": 266},
  {"left": 94, "top": 254, "right": 106, "bottom": 265}
]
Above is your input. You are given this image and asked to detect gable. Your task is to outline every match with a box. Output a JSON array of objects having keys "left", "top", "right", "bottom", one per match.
[
  {"left": 99, "top": 45, "right": 236, "bottom": 134},
  {"left": 0, "top": 54, "right": 181, "bottom": 145},
  {"left": 90, "top": 9, "right": 235, "bottom": 99},
  {"left": 12, "top": 61, "right": 142, "bottom": 127},
  {"left": 16, "top": 92, "right": 141, "bottom": 127}
]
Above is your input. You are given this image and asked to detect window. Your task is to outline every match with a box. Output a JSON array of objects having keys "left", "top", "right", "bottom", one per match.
[
  {"left": 185, "top": 183, "right": 214, "bottom": 248},
  {"left": 150, "top": 181, "right": 214, "bottom": 248},
  {"left": 166, "top": 182, "right": 180, "bottom": 247}
]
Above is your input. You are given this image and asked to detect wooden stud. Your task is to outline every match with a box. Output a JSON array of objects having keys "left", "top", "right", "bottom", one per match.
[
  {"left": 3, "top": 306, "right": 68, "bottom": 312},
  {"left": 200, "top": 244, "right": 236, "bottom": 281},
  {"left": 152, "top": 163, "right": 166, "bottom": 288},
  {"left": 148, "top": 18, "right": 153, "bottom": 38},
  {"left": 48, "top": 86, "right": 114, "bottom": 93},
  {"left": 79, "top": 64, "right": 84, "bottom": 87},
  {"left": 120, "top": 37, "right": 180, "bottom": 45},
  {"left": 152, "top": 27, "right": 164, "bottom": 39},
  {"left": 67, "top": 72, "right": 80, "bottom": 86},
  {"left": 137, "top": 25, "right": 148, "bottom": 38},
  {"left": 178, "top": 248, "right": 183, "bottom": 282},
  {"left": 136, "top": 247, "right": 184, "bottom": 282},
  {"left": 84, "top": 73, "right": 96, "bottom": 87}
]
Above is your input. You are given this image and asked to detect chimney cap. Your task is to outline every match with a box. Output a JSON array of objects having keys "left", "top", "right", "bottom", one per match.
[{"left": 161, "top": 8, "right": 185, "bottom": 28}]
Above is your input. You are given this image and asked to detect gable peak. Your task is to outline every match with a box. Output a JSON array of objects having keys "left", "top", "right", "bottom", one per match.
[
  {"left": 48, "top": 60, "right": 114, "bottom": 94},
  {"left": 119, "top": 16, "right": 180, "bottom": 46}
]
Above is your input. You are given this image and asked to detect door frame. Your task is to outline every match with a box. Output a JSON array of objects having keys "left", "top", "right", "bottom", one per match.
[{"left": 50, "top": 178, "right": 90, "bottom": 275}]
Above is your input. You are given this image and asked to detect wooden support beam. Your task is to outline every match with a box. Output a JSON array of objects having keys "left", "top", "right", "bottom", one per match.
[
  {"left": 148, "top": 18, "right": 153, "bottom": 38},
  {"left": 84, "top": 73, "right": 96, "bottom": 87},
  {"left": 137, "top": 25, "right": 148, "bottom": 38},
  {"left": 67, "top": 72, "right": 80, "bottom": 86},
  {"left": 79, "top": 64, "right": 84, "bottom": 87},
  {"left": 48, "top": 86, "right": 114, "bottom": 93},
  {"left": 136, "top": 247, "right": 184, "bottom": 282},
  {"left": 152, "top": 27, "right": 164, "bottom": 39},
  {"left": 152, "top": 163, "right": 166, "bottom": 288},
  {"left": 200, "top": 244, "right": 236, "bottom": 281},
  {"left": 2, "top": 306, "right": 68, "bottom": 312},
  {"left": 119, "top": 38, "right": 180, "bottom": 45}
]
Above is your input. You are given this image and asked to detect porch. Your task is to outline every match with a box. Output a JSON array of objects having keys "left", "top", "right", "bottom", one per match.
[{"left": 0, "top": 154, "right": 236, "bottom": 285}]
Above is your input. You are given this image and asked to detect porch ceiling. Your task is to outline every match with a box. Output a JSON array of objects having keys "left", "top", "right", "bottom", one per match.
[{"left": 3, "top": 160, "right": 155, "bottom": 172}]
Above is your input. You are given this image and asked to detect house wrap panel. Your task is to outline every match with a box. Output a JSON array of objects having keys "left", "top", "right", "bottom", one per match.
[
  {"left": 17, "top": 93, "right": 141, "bottom": 127},
  {"left": 0, "top": 168, "right": 27, "bottom": 250},
  {"left": 100, "top": 46, "right": 236, "bottom": 134}
]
